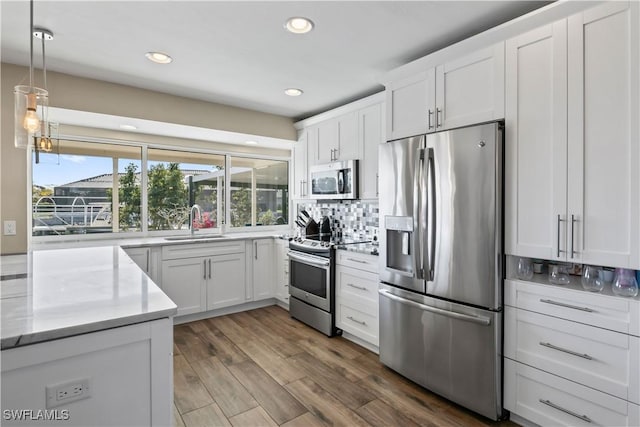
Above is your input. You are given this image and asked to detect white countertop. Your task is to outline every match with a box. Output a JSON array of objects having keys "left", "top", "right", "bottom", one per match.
[
  {"left": 0, "top": 246, "right": 177, "bottom": 350},
  {"left": 31, "top": 230, "right": 284, "bottom": 251}
]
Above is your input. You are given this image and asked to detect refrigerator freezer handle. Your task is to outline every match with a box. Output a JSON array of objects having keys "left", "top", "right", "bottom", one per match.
[{"left": 379, "top": 289, "right": 492, "bottom": 325}]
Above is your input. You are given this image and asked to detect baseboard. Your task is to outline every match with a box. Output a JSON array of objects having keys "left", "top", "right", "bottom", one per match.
[
  {"left": 341, "top": 330, "right": 379, "bottom": 354},
  {"left": 509, "top": 413, "right": 540, "bottom": 427},
  {"left": 173, "top": 299, "right": 277, "bottom": 325}
]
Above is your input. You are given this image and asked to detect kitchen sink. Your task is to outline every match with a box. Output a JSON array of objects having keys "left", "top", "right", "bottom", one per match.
[{"left": 164, "top": 234, "right": 225, "bottom": 241}]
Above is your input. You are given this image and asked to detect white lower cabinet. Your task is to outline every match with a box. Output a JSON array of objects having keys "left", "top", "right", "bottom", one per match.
[
  {"left": 335, "top": 251, "right": 379, "bottom": 348},
  {"left": 250, "top": 239, "right": 275, "bottom": 301},
  {"left": 207, "top": 252, "right": 246, "bottom": 310},
  {"left": 161, "top": 257, "right": 207, "bottom": 316},
  {"left": 1, "top": 319, "right": 173, "bottom": 427},
  {"left": 504, "top": 279, "right": 640, "bottom": 426},
  {"left": 505, "top": 359, "right": 640, "bottom": 427},
  {"left": 274, "top": 239, "right": 290, "bottom": 306},
  {"left": 161, "top": 241, "right": 246, "bottom": 316},
  {"left": 123, "top": 246, "right": 161, "bottom": 284}
]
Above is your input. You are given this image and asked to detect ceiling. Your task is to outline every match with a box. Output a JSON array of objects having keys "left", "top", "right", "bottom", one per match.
[{"left": 1, "top": 1, "right": 551, "bottom": 121}]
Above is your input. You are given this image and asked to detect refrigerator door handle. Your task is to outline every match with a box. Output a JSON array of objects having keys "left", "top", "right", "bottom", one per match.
[
  {"left": 379, "top": 289, "right": 491, "bottom": 326},
  {"left": 413, "top": 149, "right": 425, "bottom": 279},
  {"left": 426, "top": 147, "right": 436, "bottom": 281}
]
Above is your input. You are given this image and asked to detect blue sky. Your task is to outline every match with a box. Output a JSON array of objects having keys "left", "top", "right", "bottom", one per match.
[{"left": 32, "top": 153, "right": 217, "bottom": 188}]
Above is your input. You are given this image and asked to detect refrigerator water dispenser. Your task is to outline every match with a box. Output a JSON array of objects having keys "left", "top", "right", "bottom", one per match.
[{"left": 385, "top": 216, "right": 414, "bottom": 275}]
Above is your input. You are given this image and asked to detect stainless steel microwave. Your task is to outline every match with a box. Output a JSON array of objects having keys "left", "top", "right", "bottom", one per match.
[{"left": 309, "top": 160, "right": 359, "bottom": 200}]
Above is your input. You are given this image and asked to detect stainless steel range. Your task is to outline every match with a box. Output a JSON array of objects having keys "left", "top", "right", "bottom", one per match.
[{"left": 288, "top": 234, "right": 369, "bottom": 336}]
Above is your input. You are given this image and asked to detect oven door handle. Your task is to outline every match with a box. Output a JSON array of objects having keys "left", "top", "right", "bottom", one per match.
[{"left": 287, "top": 251, "right": 330, "bottom": 268}]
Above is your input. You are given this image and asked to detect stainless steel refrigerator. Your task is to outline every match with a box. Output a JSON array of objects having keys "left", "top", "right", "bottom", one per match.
[{"left": 378, "top": 121, "right": 504, "bottom": 420}]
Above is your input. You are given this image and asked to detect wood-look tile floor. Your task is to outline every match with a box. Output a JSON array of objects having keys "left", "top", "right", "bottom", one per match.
[{"left": 173, "top": 305, "right": 517, "bottom": 427}]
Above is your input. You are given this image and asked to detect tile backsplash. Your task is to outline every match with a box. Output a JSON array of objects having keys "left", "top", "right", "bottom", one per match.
[{"left": 297, "top": 200, "right": 379, "bottom": 241}]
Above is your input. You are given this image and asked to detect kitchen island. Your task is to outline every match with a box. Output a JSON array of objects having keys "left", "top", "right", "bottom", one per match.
[{"left": 1, "top": 246, "right": 177, "bottom": 426}]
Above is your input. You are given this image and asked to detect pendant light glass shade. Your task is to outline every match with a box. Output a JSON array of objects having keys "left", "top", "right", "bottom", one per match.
[{"left": 14, "top": 85, "right": 49, "bottom": 149}]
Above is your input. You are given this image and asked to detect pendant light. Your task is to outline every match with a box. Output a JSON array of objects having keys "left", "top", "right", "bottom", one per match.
[{"left": 14, "top": 0, "right": 53, "bottom": 152}]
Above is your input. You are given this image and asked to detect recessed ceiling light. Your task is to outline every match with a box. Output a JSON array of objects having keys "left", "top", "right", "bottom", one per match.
[
  {"left": 284, "top": 88, "right": 303, "bottom": 97},
  {"left": 145, "top": 51, "right": 173, "bottom": 64},
  {"left": 119, "top": 124, "right": 137, "bottom": 130},
  {"left": 245, "top": 140, "right": 258, "bottom": 145},
  {"left": 284, "top": 17, "right": 314, "bottom": 34}
]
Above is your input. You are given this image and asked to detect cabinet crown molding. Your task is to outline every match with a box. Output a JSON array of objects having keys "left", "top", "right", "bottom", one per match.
[{"left": 294, "top": 92, "right": 384, "bottom": 130}]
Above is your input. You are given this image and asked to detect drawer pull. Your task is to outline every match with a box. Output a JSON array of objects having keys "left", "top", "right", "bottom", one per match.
[
  {"left": 347, "top": 258, "right": 368, "bottom": 264},
  {"left": 539, "top": 299, "right": 594, "bottom": 313},
  {"left": 347, "top": 283, "right": 367, "bottom": 291},
  {"left": 539, "top": 399, "right": 592, "bottom": 423},
  {"left": 347, "top": 316, "right": 366, "bottom": 326},
  {"left": 539, "top": 342, "right": 593, "bottom": 360}
]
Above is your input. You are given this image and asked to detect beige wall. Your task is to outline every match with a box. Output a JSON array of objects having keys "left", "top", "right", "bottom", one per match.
[{"left": 1, "top": 63, "right": 296, "bottom": 254}]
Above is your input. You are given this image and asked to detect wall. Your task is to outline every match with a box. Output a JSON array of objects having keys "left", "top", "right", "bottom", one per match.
[{"left": 1, "top": 63, "right": 296, "bottom": 254}]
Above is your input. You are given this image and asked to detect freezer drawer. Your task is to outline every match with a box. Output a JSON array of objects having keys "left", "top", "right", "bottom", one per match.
[{"left": 378, "top": 285, "right": 503, "bottom": 420}]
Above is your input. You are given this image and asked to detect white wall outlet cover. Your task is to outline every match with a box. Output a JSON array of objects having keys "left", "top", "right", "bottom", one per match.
[
  {"left": 3, "top": 220, "right": 16, "bottom": 236},
  {"left": 46, "top": 378, "right": 91, "bottom": 409}
]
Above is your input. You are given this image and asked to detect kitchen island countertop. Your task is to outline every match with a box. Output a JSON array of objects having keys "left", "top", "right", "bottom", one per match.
[{"left": 0, "top": 246, "right": 177, "bottom": 350}]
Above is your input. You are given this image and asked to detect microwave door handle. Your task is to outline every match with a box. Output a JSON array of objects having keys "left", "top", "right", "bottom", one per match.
[
  {"left": 426, "top": 147, "right": 436, "bottom": 281},
  {"left": 413, "top": 149, "right": 425, "bottom": 280},
  {"left": 337, "top": 170, "right": 345, "bottom": 193}
]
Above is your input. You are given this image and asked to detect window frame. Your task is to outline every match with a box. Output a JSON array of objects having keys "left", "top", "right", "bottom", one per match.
[{"left": 29, "top": 135, "right": 291, "bottom": 244}]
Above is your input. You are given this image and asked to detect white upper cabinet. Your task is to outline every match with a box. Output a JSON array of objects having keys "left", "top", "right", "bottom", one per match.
[
  {"left": 358, "top": 102, "right": 384, "bottom": 199},
  {"left": 567, "top": 2, "right": 639, "bottom": 268},
  {"left": 385, "top": 43, "right": 505, "bottom": 141},
  {"left": 385, "top": 70, "right": 435, "bottom": 141},
  {"left": 506, "top": 2, "right": 639, "bottom": 269},
  {"left": 505, "top": 21, "right": 568, "bottom": 260},
  {"left": 313, "top": 112, "right": 359, "bottom": 164},
  {"left": 292, "top": 132, "right": 308, "bottom": 199},
  {"left": 435, "top": 43, "right": 505, "bottom": 130},
  {"left": 294, "top": 93, "right": 384, "bottom": 200}
]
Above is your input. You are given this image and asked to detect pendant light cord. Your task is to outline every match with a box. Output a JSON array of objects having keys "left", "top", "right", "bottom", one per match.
[
  {"left": 29, "top": 0, "right": 34, "bottom": 90},
  {"left": 41, "top": 28, "right": 47, "bottom": 91}
]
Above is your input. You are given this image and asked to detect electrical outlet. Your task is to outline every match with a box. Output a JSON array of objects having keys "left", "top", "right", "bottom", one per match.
[
  {"left": 3, "top": 220, "right": 16, "bottom": 236},
  {"left": 46, "top": 378, "right": 91, "bottom": 408}
]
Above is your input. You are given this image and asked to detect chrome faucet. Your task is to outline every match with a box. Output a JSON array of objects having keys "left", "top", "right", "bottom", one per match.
[{"left": 189, "top": 204, "right": 202, "bottom": 235}]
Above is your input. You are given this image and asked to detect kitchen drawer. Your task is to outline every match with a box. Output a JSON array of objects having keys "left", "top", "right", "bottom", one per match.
[
  {"left": 336, "top": 251, "right": 379, "bottom": 273},
  {"left": 505, "top": 279, "right": 637, "bottom": 335},
  {"left": 162, "top": 241, "right": 244, "bottom": 260},
  {"left": 336, "top": 302, "right": 378, "bottom": 346},
  {"left": 336, "top": 266, "right": 379, "bottom": 306},
  {"left": 504, "top": 359, "right": 640, "bottom": 427},
  {"left": 505, "top": 306, "right": 640, "bottom": 403}
]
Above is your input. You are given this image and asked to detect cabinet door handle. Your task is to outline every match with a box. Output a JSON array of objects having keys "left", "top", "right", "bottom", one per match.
[
  {"left": 539, "top": 299, "right": 594, "bottom": 313},
  {"left": 208, "top": 259, "right": 211, "bottom": 279},
  {"left": 347, "top": 258, "right": 368, "bottom": 264},
  {"left": 203, "top": 259, "right": 207, "bottom": 280},
  {"left": 347, "top": 283, "right": 367, "bottom": 291},
  {"left": 255, "top": 241, "right": 258, "bottom": 260},
  {"left": 538, "top": 399, "right": 592, "bottom": 423},
  {"left": 376, "top": 173, "right": 379, "bottom": 196},
  {"left": 436, "top": 108, "right": 442, "bottom": 128},
  {"left": 146, "top": 250, "right": 149, "bottom": 272},
  {"left": 570, "top": 214, "right": 578, "bottom": 259},
  {"left": 556, "top": 214, "right": 565, "bottom": 258},
  {"left": 539, "top": 342, "right": 593, "bottom": 360},
  {"left": 347, "top": 316, "right": 366, "bottom": 326},
  {"left": 428, "top": 109, "right": 434, "bottom": 129}
]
